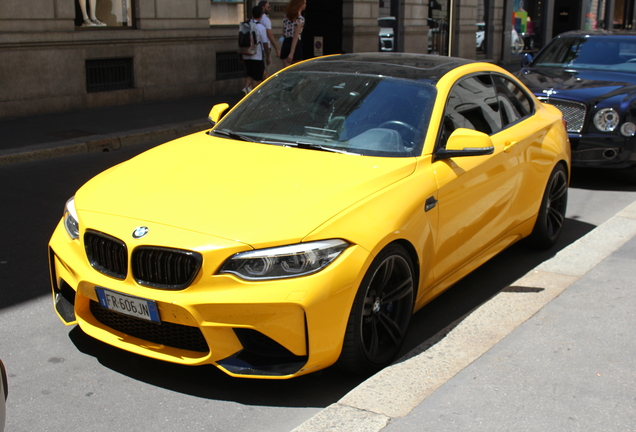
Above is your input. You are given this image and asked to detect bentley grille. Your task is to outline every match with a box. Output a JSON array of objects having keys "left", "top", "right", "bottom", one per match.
[{"left": 539, "top": 97, "right": 586, "bottom": 133}]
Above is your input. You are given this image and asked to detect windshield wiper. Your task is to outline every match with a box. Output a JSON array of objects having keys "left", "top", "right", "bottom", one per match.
[
  {"left": 210, "top": 129, "right": 257, "bottom": 142},
  {"left": 292, "top": 141, "right": 360, "bottom": 155}
]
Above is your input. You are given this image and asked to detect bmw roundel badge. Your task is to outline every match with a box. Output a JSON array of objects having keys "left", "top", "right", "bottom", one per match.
[{"left": 132, "top": 226, "right": 149, "bottom": 239}]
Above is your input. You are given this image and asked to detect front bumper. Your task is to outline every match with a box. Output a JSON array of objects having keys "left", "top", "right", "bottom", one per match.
[
  {"left": 569, "top": 133, "right": 636, "bottom": 169},
  {"left": 49, "top": 217, "right": 370, "bottom": 379}
]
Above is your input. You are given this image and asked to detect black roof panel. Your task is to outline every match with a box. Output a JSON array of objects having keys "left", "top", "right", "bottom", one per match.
[
  {"left": 289, "top": 53, "right": 474, "bottom": 84},
  {"left": 556, "top": 30, "right": 636, "bottom": 38}
]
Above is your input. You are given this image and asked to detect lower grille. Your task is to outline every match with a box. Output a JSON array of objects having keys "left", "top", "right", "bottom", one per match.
[
  {"left": 572, "top": 148, "right": 620, "bottom": 162},
  {"left": 539, "top": 97, "right": 586, "bottom": 133},
  {"left": 90, "top": 301, "right": 209, "bottom": 353}
]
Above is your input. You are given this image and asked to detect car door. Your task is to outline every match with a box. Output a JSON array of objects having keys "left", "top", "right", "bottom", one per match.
[
  {"left": 491, "top": 74, "right": 550, "bottom": 227},
  {"left": 432, "top": 74, "right": 520, "bottom": 282}
]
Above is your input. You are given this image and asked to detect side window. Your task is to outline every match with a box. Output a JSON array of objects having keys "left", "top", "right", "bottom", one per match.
[
  {"left": 493, "top": 76, "right": 534, "bottom": 127},
  {"left": 440, "top": 75, "right": 502, "bottom": 147}
]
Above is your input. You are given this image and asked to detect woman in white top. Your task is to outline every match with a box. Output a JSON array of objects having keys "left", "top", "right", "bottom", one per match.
[{"left": 279, "top": 0, "right": 307, "bottom": 67}]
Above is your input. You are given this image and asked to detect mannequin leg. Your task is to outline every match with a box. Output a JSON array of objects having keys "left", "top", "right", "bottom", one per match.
[
  {"left": 90, "top": 0, "right": 107, "bottom": 26},
  {"left": 88, "top": 0, "right": 98, "bottom": 21},
  {"left": 78, "top": 0, "right": 91, "bottom": 23}
]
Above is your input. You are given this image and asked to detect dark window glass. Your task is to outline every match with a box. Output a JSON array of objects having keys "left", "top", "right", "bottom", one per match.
[
  {"left": 532, "top": 36, "right": 636, "bottom": 71},
  {"left": 440, "top": 75, "right": 501, "bottom": 146},
  {"left": 493, "top": 76, "right": 533, "bottom": 127},
  {"left": 216, "top": 71, "right": 437, "bottom": 157}
]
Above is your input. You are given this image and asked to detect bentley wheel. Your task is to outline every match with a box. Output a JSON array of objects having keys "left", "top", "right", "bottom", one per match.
[
  {"left": 527, "top": 164, "right": 568, "bottom": 249},
  {"left": 337, "top": 244, "right": 415, "bottom": 374}
]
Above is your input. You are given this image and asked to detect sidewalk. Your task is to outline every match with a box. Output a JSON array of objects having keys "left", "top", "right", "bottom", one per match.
[
  {"left": 293, "top": 200, "right": 636, "bottom": 431},
  {"left": 0, "top": 93, "right": 242, "bottom": 165}
]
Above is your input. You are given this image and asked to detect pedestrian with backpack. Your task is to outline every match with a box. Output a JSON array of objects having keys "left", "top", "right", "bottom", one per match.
[{"left": 239, "top": 6, "right": 270, "bottom": 95}]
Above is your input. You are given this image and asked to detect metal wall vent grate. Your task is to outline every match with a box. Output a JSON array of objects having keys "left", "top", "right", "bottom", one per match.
[
  {"left": 86, "top": 58, "right": 134, "bottom": 93},
  {"left": 216, "top": 52, "right": 245, "bottom": 80}
]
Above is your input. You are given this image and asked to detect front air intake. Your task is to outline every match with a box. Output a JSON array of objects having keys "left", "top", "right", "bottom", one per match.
[
  {"left": 132, "top": 247, "right": 202, "bottom": 290},
  {"left": 84, "top": 230, "right": 128, "bottom": 280}
]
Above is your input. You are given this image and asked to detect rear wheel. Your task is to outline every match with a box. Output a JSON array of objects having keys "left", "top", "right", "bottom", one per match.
[
  {"left": 337, "top": 244, "right": 415, "bottom": 374},
  {"left": 527, "top": 164, "right": 568, "bottom": 249}
]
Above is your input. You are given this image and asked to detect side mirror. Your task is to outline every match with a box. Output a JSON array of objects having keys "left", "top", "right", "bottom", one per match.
[
  {"left": 521, "top": 53, "right": 533, "bottom": 68},
  {"left": 208, "top": 103, "right": 230, "bottom": 126},
  {"left": 435, "top": 128, "right": 494, "bottom": 160}
]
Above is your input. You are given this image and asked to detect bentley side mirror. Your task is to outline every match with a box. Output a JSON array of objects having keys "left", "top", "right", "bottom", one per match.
[{"left": 521, "top": 53, "right": 533, "bottom": 68}]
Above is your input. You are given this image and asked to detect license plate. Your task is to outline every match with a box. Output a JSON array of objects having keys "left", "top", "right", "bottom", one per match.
[{"left": 95, "top": 287, "right": 161, "bottom": 323}]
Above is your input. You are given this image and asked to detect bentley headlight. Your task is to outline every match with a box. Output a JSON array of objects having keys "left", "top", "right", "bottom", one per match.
[
  {"left": 593, "top": 108, "right": 620, "bottom": 132},
  {"left": 63, "top": 197, "right": 80, "bottom": 240},
  {"left": 219, "top": 239, "right": 349, "bottom": 280},
  {"left": 620, "top": 122, "right": 636, "bottom": 137}
]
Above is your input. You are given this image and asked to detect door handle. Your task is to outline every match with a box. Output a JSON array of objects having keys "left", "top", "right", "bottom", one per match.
[
  {"left": 425, "top": 196, "right": 438, "bottom": 212},
  {"left": 504, "top": 141, "right": 518, "bottom": 153}
]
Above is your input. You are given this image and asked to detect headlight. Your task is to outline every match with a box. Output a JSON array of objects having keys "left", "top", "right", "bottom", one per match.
[
  {"left": 63, "top": 197, "right": 80, "bottom": 240},
  {"left": 593, "top": 108, "right": 620, "bottom": 132},
  {"left": 219, "top": 239, "right": 349, "bottom": 280},
  {"left": 620, "top": 122, "right": 636, "bottom": 137}
]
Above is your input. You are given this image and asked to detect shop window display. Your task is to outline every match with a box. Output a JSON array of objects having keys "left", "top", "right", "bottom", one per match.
[
  {"left": 76, "top": 0, "right": 133, "bottom": 27},
  {"left": 512, "top": 0, "right": 544, "bottom": 54},
  {"left": 476, "top": 0, "right": 487, "bottom": 54}
]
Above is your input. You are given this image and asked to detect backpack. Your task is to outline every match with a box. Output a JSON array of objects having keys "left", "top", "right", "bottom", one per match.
[{"left": 238, "top": 20, "right": 262, "bottom": 56}]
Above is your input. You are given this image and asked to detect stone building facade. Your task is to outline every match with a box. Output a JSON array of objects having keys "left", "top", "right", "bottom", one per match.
[{"left": 0, "top": 0, "right": 634, "bottom": 119}]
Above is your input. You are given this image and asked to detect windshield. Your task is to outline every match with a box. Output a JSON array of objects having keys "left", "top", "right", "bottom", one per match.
[
  {"left": 215, "top": 71, "right": 436, "bottom": 157},
  {"left": 532, "top": 36, "right": 636, "bottom": 72}
]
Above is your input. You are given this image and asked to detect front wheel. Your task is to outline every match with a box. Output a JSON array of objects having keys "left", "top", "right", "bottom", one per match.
[
  {"left": 527, "top": 164, "right": 568, "bottom": 249},
  {"left": 337, "top": 244, "right": 415, "bottom": 375}
]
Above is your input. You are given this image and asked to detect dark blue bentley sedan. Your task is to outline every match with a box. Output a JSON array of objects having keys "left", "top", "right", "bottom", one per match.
[{"left": 517, "top": 30, "right": 636, "bottom": 177}]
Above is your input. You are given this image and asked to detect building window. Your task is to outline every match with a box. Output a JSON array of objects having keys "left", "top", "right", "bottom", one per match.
[
  {"left": 428, "top": 0, "right": 450, "bottom": 56},
  {"left": 585, "top": 0, "right": 604, "bottom": 29},
  {"left": 216, "top": 52, "right": 245, "bottom": 80},
  {"left": 86, "top": 58, "right": 134, "bottom": 93},
  {"left": 477, "top": 0, "right": 487, "bottom": 55},
  {"left": 210, "top": 0, "right": 245, "bottom": 26},
  {"left": 76, "top": 0, "right": 134, "bottom": 28},
  {"left": 512, "top": 0, "right": 543, "bottom": 54}
]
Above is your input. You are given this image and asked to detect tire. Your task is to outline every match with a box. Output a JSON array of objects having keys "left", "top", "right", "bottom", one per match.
[
  {"left": 337, "top": 244, "right": 415, "bottom": 375},
  {"left": 527, "top": 164, "right": 568, "bottom": 249}
]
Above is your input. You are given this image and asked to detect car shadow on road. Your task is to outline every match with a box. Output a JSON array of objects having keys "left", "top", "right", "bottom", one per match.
[
  {"left": 68, "top": 325, "right": 366, "bottom": 408},
  {"left": 570, "top": 166, "right": 636, "bottom": 191},
  {"left": 68, "top": 215, "right": 596, "bottom": 410}
]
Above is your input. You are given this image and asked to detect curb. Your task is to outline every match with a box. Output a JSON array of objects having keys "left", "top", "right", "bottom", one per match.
[
  {"left": 292, "top": 200, "right": 636, "bottom": 432},
  {"left": 0, "top": 121, "right": 210, "bottom": 166}
]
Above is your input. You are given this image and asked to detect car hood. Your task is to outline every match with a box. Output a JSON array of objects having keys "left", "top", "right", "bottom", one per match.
[
  {"left": 518, "top": 67, "right": 636, "bottom": 104},
  {"left": 76, "top": 132, "right": 417, "bottom": 248}
]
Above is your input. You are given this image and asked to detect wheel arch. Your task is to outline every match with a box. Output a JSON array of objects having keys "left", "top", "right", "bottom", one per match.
[{"left": 390, "top": 239, "right": 422, "bottom": 302}]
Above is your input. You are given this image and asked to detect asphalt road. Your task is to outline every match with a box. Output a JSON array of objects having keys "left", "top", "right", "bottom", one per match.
[{"left": 0, "top": 143, "right": 634, "bottom": 432}]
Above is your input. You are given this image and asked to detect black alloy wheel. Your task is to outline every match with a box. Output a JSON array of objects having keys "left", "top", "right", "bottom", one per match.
[
  {"left": 527, "top": 164, "right": 568, "bottom": 249},
  {"left": 337, "top": 244, "right": 415, "bottom": 374}
]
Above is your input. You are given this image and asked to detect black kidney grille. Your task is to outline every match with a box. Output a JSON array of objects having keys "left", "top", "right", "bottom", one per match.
[
  {"left": 84, "top": 230, "right": 128, "bottom": 280},
  {"left": 90, "top": 300, "right": 209, "bottom": 353},
  {"left": 132, "top": 247, "right": 202, "bottom": 290}
]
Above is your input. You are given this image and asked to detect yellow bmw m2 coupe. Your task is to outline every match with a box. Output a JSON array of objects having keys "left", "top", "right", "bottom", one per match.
[{"left": 49, "top": 53, "right": 570, "bottom": 379}]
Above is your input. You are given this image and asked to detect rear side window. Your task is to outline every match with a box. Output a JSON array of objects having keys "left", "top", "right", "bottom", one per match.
[
  {"left": 493, "top": 75, "right": 533, "bottom": 127},
  {"left": 442, "top": 74, "right": 502, "bottom": 138}
]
